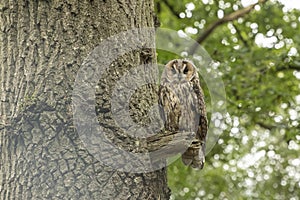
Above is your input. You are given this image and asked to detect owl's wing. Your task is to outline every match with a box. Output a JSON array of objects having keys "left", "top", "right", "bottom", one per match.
[
  {"left": 158, "top": 84, "right": 167, "bottom": 129},
  {"left": 194, "top": 79, "right": 208, "bottom": 143},
  {"left": 196, "top": 80, "right": 208, "bottom": 168},
  {"left": 182, "top": 78, "right": 208, "bottom": 169},
  {"left": 158, "top": 83, "right": 181, "bottom": 132}
]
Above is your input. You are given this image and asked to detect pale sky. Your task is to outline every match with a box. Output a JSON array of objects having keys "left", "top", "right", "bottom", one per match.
[
  {"left": 242, "top": 0, "right": 300, "bottom": 10},
  {"left": 278, "top": 0, "right": 300, "bottom": 10}
]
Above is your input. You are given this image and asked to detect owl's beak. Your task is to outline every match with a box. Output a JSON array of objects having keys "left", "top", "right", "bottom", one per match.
[
  {"left": 178, "top": 74, "right": 183, "bottom": 80},
  {"left": 178, "top": 74, "right": 187, "bottom": 83}
]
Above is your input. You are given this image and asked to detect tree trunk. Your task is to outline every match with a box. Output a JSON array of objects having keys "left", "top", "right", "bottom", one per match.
[{"left": 0, "top": 1, "right": 170, "bottom": 199}]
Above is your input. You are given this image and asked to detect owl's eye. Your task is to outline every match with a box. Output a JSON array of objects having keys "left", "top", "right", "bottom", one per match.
[
  {"left": 171, "top": 65, "right": 177, "bottom": 74},
  {"left": 183, "top": 66, "right": 189, "bottom": 74}
]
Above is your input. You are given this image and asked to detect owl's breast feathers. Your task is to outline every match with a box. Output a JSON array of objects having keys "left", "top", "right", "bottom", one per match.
[{"left": 159, "top": 80, "right": 203, "bottom": 133}]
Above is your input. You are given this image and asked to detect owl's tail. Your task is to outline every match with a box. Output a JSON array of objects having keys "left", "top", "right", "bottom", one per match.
[{"left": 181, "top": 140, "right": 205, "bottom": 169}]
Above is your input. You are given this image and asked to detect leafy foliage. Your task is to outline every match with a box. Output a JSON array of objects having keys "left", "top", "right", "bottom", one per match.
[{"left": 155, "top": 0, "right": 300, "bottom": 199}]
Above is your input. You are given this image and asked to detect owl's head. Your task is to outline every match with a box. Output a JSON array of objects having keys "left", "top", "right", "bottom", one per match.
[{"left": 164, "top": 59, "right": 196, "bottom": 83}]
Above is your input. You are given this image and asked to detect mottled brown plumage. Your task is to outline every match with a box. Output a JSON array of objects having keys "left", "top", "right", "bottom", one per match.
[{"left": 159, "top": 59, "right": 208, "bottom": 169}]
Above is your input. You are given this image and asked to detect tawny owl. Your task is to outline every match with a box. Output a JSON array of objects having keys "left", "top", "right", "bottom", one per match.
[{"left": 159, "top": 59, "right": 208, "bottom": 169}]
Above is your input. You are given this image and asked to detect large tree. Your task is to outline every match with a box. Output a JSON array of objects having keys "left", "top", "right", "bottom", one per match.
[{"left": 0, "top": 1, "right": 171, "bottom": 199}]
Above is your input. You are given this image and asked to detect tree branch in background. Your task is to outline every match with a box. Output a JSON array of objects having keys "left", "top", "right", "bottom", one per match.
[
  {"left": 162, "top": 0, "right": 181, "bottom": 19},
  {"left": 259, "top": 61, "right": 300, "bottom": 75},
  {"left": 256, "top": 121, "right": 277, "bottom": 130},
  {"left": 189, "top": 0, "right": 268, "bottom": 55},
  {"left": 277, "top": 62, "right": 300, "bottom": 71}
]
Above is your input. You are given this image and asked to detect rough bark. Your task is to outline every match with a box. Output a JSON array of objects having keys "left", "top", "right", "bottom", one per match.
[{"left": 0, "top": 1, "right": 170, "bottom": 199}]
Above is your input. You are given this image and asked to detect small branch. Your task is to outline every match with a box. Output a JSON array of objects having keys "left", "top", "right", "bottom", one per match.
[
  {"left": 258, "top": 61, "right": 300, "bottom": 75},
  {"left": 276, "top": 63, "right": 300, "bottom": 71},
  {"left": 256, "top": 121, "right": 277, "bottom": 130},
  {"left": 189, "top": 0, "right": 268, "bottom": 55},
  {"left": 256, "top": 119, "right": 292, "bottom": 130},
  {"left": 232, "top": 22, "right": 249, "bottom": 48}
]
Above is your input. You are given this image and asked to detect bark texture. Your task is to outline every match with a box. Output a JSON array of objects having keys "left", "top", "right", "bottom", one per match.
[{"left": 0, "top": 1, "right": 170, "bottom": 199}]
